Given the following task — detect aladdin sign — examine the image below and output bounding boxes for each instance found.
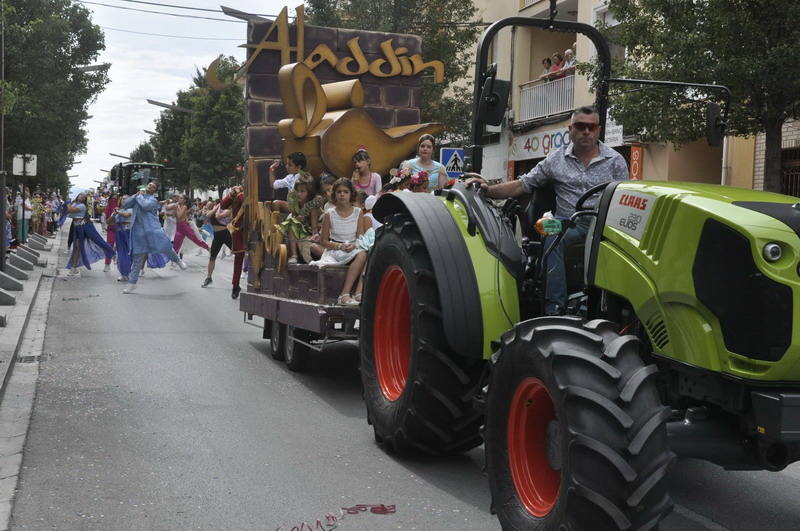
[212,5,445,87]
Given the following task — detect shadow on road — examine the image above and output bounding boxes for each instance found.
[249,340,364,419]
[390,447,493,517]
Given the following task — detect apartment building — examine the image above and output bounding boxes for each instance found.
[469,0,756,189]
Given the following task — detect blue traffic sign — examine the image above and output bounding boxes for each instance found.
[440,148,464,178]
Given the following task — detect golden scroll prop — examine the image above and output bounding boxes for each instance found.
[277,62,444,179]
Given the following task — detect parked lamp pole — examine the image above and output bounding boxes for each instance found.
[146,99,196,197]
[109,153,131,160]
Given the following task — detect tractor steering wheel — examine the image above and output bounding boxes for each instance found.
[575,182,611,212]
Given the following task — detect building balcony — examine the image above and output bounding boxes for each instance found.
[518,74,575,124]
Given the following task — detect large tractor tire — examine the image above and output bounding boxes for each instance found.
[486,317,674,530]
[360,213,485,455]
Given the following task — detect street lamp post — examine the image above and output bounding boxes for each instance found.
[146,99,196,198]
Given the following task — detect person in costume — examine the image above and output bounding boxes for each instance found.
[65,192,115,277]
[122,181,186,294]
[102,193,119,272]
[217,185,246,299]
[170,194,209,254]
[111,195,133,282]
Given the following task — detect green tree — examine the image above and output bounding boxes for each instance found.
[603,0,800,192]
[151,57,244,196]
[129,141,155,163]
[305,0,480,146]
[3,0,108,191]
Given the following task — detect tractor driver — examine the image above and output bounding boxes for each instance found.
[467,105,629,314]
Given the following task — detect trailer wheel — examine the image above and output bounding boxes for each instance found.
[360,213,485,455]
[486,317,674,530]
[269,321,286,361]
[286,326,312,372]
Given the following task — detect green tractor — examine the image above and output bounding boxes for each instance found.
[359,9,800,531]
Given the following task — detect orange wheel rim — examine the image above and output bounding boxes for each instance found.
[374,266,411,401]
[507,377,560,517]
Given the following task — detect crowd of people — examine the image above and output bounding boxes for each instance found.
[538,47,576,82]
[265,134,447,305]
[58,182,247,299]
[35,134,451,306]
[3,188,65,248]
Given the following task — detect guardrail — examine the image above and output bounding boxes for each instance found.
[519,74,575,123]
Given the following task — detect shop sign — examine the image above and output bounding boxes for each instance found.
[511,127,572,161]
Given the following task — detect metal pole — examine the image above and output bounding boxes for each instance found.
[1,0,7,271]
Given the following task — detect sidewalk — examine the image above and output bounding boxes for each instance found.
[0,229,62,400]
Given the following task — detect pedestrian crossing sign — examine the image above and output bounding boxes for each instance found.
[440,148,465,178]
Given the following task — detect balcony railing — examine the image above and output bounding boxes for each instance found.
[519,74,575,123]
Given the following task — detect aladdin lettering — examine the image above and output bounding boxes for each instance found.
[236,5,444,83]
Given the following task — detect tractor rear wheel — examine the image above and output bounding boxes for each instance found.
[486,317,674,530]
[360,213,485,455]
[269,321,286,361]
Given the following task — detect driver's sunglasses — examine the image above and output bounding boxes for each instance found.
[571,122,599,132]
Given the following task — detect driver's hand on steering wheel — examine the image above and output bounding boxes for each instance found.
[464,177,489,193]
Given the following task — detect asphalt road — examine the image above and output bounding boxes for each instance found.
[8,246,800,530]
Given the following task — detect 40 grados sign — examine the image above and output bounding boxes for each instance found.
[511,128,572,161]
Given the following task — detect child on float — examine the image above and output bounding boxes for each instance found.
[351,149,382,196]
[320,173,337,212]
[269,151,308,211]
[278,172,326,264]
[311,178,367,306]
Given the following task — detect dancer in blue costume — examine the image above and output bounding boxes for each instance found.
[65,193,115,277]
[111,195,134,282]
[122,181,185,293]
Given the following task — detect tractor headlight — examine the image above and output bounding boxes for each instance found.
[763,242,782,262]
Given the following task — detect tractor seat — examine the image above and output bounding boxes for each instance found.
[517,184,557,242]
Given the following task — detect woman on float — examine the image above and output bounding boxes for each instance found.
[400,134,447,192]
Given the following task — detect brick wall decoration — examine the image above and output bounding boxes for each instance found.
[243,10,434,195]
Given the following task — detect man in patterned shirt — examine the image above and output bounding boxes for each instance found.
[468,106,629,314]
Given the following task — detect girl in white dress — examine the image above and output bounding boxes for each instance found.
[312,178,367,305]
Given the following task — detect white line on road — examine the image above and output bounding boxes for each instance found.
[673,503,731,531]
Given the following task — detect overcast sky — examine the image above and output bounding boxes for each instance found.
[70,0,291,191]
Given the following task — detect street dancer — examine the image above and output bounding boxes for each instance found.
[171,195,209,255]
[111,195,133,282]
[65,192,115,277]
[220,185,246,299]
[122,181,186,294]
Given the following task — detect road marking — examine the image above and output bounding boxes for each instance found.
[673,503,730,531]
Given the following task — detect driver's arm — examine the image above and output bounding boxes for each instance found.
[485,179,526,199]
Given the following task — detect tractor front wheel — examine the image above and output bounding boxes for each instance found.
[360,214,485,455]
[486,317,674,530]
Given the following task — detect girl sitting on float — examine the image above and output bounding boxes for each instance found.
[311,178,367,306]
[278,172,326,264]
[351,148,382,196]
[401,134,447,192]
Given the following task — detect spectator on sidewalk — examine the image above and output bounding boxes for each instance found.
[14,188,32,244]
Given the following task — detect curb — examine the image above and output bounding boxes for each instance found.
[0,230,63,402]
